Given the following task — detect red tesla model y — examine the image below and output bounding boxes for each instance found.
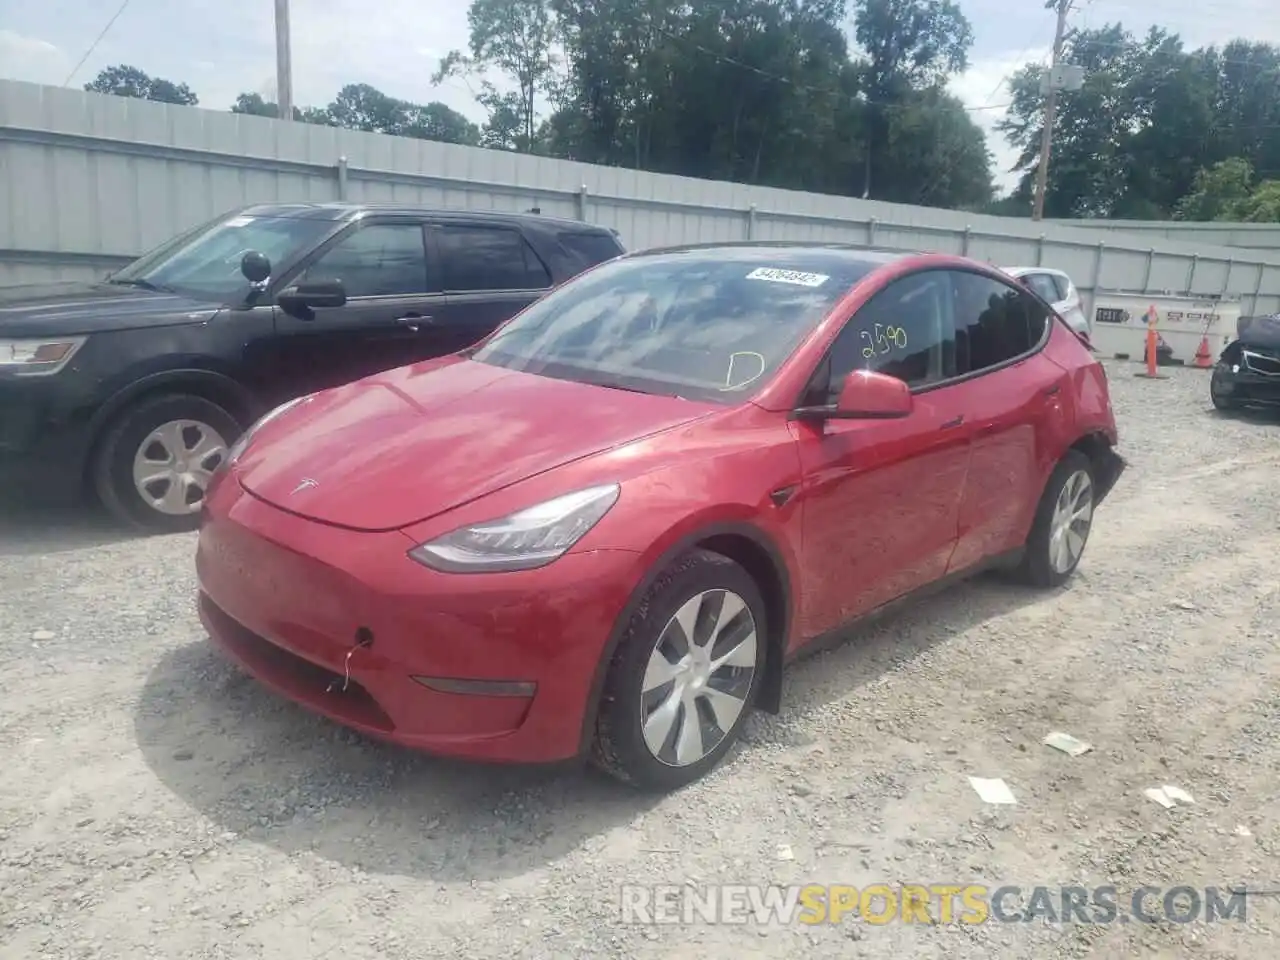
[195,242,1125,791]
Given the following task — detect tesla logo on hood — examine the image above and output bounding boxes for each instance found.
[290,477,319,495]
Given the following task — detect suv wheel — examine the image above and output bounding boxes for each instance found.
[92,393,241,533]
[592,549,766,791]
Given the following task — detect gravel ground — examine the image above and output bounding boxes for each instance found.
[2,359,1279,960]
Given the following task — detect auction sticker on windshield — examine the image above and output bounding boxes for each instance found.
[745,267,829,287]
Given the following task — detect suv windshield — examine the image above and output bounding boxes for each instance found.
[471,250,874,403]
[108,212,334,301]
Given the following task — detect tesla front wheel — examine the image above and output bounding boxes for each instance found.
[1013,450,1095,589]
[93,393,241,534]
[592,549,767,792]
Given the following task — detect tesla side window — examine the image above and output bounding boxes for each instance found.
[300,223,430,298]
[1051,274,1072,301]
[815,270,956,401]
[470,253,876,404]
[438,225,553,291]
[950,271,1050,374]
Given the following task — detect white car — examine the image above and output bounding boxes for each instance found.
[1002,266,1090,338]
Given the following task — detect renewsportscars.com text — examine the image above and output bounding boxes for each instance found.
[619,883,1251,926]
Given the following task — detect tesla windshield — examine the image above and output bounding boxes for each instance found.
[108,213,334,301]
[470,250,876,402]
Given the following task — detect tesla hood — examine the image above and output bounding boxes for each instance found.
[236,357,713,531]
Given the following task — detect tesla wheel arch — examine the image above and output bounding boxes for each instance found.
[592,549,769,791]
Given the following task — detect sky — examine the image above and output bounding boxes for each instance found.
[1,0,1278,196]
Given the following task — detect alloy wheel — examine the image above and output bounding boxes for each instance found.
[1048,468,1093,574]
[640,588,758,767]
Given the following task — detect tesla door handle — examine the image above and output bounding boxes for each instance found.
[941,415,965,429]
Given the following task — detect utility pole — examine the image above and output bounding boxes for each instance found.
[274,0,294,121]
[1032,0,1072,221]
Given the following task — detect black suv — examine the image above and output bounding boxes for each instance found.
[0,203,625,532]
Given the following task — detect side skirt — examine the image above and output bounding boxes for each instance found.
[776,546,1026,676]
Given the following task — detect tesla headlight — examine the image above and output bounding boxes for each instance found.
[408,483,621,573]
[225,394,312,465]
[0,337,86,376]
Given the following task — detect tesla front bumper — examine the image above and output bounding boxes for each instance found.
[195,483,645,763]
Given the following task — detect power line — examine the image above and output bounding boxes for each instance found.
[62,0,133,87]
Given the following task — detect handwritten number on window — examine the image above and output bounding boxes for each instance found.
[859,324,909,359]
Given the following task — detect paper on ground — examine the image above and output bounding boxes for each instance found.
[969,777,1017,805]
[1145,785,1195,808]
[1162,785,1194,804]
[1144,787,1176,809]
[1043,731,1092,756]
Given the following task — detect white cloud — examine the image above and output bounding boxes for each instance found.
[950,46,1049,196]
[0,3,488,122]
[0,29,72,86]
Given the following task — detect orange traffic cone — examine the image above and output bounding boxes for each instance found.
[1193,335,1214,369]
[1134,305,1169,379]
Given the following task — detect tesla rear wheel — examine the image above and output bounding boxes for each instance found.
[592,549,767,791]
[1012,450,1095,589]
[93,393,241,534]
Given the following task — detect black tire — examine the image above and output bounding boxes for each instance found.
[92,393,242,533]
[1210,366,1240,412]
[1010,450,1095,589]
[591,548,768,792]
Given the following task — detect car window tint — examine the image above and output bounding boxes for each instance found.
[557,231,625,266]
[301,223,429,298]
[439,225,552,291]
[1051,274,1071,301]
[951,271,1043,374]
[818,271,954,400]
[1023,272,1060,303]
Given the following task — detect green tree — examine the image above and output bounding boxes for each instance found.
[998,26,1280,219]
[1175,157,1256,221]
[852,0,974,199]
[229,85,480,145]
[1176,159,1280,222]
[230,92,333,124]
[433,0,559,152]
[85,65,198,105]
[322,84,481,144]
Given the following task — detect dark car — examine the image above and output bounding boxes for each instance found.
[0,203,625,532]
[1210,313,1280,411]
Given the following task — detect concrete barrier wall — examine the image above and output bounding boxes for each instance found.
[2,78,1278,318]
[1048,219,1280,255]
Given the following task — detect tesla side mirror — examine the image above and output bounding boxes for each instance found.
[278,279,348,313]
[835,370,913,418]
[240,250,272,284]
[795,370,913,421]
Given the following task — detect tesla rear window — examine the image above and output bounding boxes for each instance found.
[470,251,876,403]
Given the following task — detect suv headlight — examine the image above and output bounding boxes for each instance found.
[225,394,313,466]
[408,483,620,573]
[0,337,86,376]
